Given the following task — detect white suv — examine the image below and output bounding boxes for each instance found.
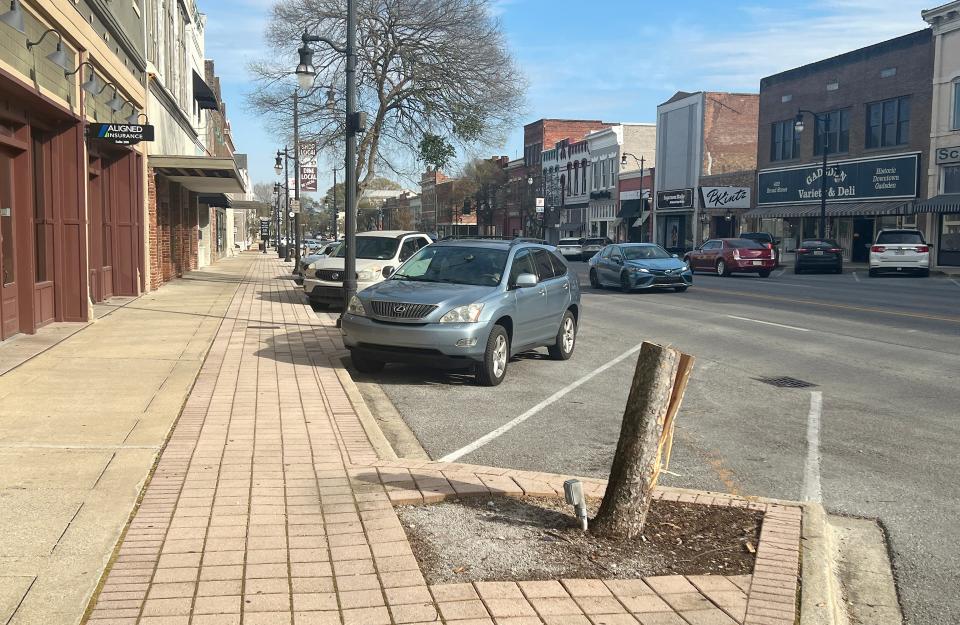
[869,229,931,277]
[304,231,433,308]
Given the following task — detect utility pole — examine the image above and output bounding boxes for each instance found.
[342,0,358,313]
[293,89,301,268]
[332,167,338,239]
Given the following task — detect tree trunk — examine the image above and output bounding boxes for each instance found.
[592,342,681,540]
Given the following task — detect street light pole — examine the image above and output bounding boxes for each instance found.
[332,167,338,240]
[621,153,646,243]
[795,110,829,239]
[293,89,301,269]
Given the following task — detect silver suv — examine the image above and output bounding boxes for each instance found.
[341,239,581,386]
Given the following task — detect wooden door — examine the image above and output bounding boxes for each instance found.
[0,146,17,339]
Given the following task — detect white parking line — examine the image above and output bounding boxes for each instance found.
[775,268,786,277]
[802,391,823,503]
[852,272,860,283]
[439,342,646,462]
[950,278,960,289]
[726,315,811,332]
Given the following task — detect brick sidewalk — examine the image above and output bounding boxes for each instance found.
[84,256,801,625]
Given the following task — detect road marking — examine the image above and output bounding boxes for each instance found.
[803,391,823,503]
[950,278,960,289]
[440,342,646,462]
[852,272,860,283]
[775,269,786,277]
[726,315,810,332]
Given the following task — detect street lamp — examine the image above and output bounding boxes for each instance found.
[622,153,647,243]
[277,148,297,262]
[293,5,361,317]
[794,110,829,239]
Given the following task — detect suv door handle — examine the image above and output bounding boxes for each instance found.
[562,283,569,290]
[538,288,546,296]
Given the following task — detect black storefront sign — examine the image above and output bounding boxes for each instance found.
[656,188,694,210]
[259,219,271,239]
[86,123,155,146]
[758,153,919,205]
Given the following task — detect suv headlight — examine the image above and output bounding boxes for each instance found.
[439,303,484,323]
[346,295,366,317]
[356,268,381,281]
[631,267,650,274]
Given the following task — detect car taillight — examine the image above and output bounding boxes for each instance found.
[828,248,842,253]
[795,247,808,253]
[871,245,885,253]
[916,245,929,253]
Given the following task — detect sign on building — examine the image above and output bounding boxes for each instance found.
[700,186,751,209]
[935,146,960,165]
[86,123,155,146]
[656,188,694,210]
[757,153,919,205]
[259,218,271,239]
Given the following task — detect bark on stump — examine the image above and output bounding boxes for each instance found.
[592,341,681,539]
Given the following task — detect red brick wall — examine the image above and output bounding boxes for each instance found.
[148,177,202,290]
[702,93,760,175]
[147,171,161,290]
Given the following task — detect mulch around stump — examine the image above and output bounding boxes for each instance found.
[398,496,763,585]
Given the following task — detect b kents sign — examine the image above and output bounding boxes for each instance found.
[700,186,751,209]
[656,188,694,210]
[758,153,919,205]
[86,123,155,145]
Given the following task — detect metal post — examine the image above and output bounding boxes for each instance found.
[293,89,301,268]
[820,130,828,239]
[332,168,338,240]
[284,147,292,262]
[342,0,358,312]
[638,156,645,244]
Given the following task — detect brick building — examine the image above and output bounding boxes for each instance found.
[419,169,447,233]
[654,92,759,252]
[746,30,933,263]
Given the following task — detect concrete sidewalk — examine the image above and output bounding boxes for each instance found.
[78,255,801,625]
[0,254,257,625]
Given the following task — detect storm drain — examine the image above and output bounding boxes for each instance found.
[755,376,817,389]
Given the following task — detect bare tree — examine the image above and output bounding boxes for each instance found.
[461,158,506,233]
[248,0,526,196]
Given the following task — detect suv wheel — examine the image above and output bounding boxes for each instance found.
[620,272,632,293]
[548,311,576,360]
[351,351,385,374]
[589,269,600,289]
[476,325,509,386]
[717,260,730,276]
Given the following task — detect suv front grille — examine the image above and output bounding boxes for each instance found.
[369,301,437,320]
[316,269,345,282]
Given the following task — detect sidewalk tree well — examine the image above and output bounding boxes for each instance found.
[248,0,526,196]
[592,342,695,540]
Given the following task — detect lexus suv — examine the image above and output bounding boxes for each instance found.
[341,239,581,386]
[304,231,432,307]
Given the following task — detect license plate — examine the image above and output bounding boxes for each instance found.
[813,250,823,256]
[752,260,761,265]
[895,249,905,255]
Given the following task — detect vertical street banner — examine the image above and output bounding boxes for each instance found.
[299,142,318,192]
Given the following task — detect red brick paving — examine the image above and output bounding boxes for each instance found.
[84,256,801,625]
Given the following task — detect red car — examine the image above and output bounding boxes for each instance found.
[684,238,776,277]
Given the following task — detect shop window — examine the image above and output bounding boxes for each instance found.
[814,109,850,155]
[954,82,960,130]
[866,96,910,148]
[945,165,960,194]
[771,119,800,161]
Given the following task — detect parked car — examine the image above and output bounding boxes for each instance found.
[294,241,341,284]
[341,239,581,386]
[739,232,781,266]
[304,231,433,307]
[558,238,585,261]
[580,237,611,260]
[588,243,692,292]
[794,239,843,274]
[684,238,775,277]
[869,229,931,277]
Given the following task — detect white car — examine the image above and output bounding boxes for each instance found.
[558,238,584,261]
[868,229,931,277]
[304,231,433,308]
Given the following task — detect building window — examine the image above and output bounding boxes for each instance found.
[954,82,960,130]
[593,161,600,190]
[771,119,800,161]
[866,96,910,148]
[945,165,960,194]
[814,109,850,155]
[601,159,608,188]
[582,161,587,193]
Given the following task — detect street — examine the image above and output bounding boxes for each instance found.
[355,264,960,625]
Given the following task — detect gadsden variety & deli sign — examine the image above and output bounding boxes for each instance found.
[757,153,918,205]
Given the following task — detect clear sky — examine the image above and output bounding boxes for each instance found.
[201,0,931,196]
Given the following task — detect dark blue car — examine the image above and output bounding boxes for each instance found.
[588,243,692,292]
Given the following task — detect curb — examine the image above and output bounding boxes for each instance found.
[329,350,400,462]
[800,503,847,625]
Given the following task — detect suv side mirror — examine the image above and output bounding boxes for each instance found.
[671,253,679,258]
[612,256,623,264]
[382,266,395,278]
[515,273,538,288]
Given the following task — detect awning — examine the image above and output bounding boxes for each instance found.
[744,200,910,219]
[632,211,650,228]
[193,71,220,111]
[149,155,245,194]
[618,199,642,220]
[913,194,960,214]
[199,193,232,207]
[229,200,273,211]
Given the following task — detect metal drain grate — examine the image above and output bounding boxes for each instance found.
[755,376,817,389]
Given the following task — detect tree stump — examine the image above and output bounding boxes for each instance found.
[592,342,682,540]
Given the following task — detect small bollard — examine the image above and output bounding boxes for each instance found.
[564,479,588,531]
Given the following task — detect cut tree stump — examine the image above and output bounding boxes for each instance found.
[592,341,694,540]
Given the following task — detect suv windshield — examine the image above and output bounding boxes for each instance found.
[876,231,924,244]
[623,245,671,260]
[392,246,508,286]
[333,237,400,260]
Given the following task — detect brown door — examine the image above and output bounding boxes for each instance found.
[0,146,18,339]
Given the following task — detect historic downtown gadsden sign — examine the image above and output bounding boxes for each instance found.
[757,152,919,205]
[86,123,155,146]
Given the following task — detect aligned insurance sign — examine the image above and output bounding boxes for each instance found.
[757,153,919,205]
[86,123,155,146]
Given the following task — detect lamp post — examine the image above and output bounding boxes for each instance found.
[794,110,830,239]
[621,153,646,243]
[275,149,294,262]
[294,3,361,315]
[525,176,535,238]
[273,182,282,252]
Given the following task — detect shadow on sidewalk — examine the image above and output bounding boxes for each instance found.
[253,330,340,368]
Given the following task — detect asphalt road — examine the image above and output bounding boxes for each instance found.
[354,263,960,625]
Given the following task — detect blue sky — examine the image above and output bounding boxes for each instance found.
[201,0,931,195]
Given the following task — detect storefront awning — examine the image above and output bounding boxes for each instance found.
[633,211,650,228]
[229,200,272,211]
[913,194,960,214]
[744,200,910,219]
[199,194,232,207]
[193,71,220,111]
[149,155,245,194]
[618,199,642,219]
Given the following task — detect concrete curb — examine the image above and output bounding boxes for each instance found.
[329,351,400,462]
[801,503,848,625]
